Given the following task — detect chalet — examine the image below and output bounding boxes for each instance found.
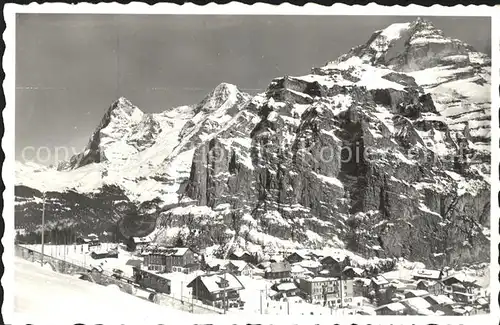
[429,303,463,316]
[132,235,153,250]
[411,269,443,281]
[179,263,200,274]
[187,272,245,309]
[132,267,171,294]
[449,282,482,304]
[87,234,100,246]
[320,256,349,276]
[225,260,254,276]
[404,289,430,299]
[475,297,490,312]
[353,278,371,297]
[416,280,444,295]
[374,302,406,315]
[442,275,482,303]
[270,281,301,300]
[143,247,197,273]
[90,249,118,260]
[206,260,225,272]
[142,251,167,272]
[342,266,366,279]
[257,261,272,270]
[286,252,308,264]
[265,261,292,279]
[306,252,324,261]
[388,279,407,291]
[76,234,100,246]
[401,297,433,315]
[370,275,390,291]
[296,259,322,276]
[290,264,309,279]
[298,277,339,305]
[424,294,455,306]
[229,251,254,264]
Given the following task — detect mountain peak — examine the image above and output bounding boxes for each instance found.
[195,82,250,114]
[214,82,238,93]
[105,96,144,123]
[329,18,479,72]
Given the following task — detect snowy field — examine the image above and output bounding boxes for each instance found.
[13,257,192,324]
[21,243,140,278]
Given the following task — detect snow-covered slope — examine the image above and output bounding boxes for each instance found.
[13,257,191,324]
[15,19,490,267]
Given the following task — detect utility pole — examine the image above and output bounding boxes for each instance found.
[223,271,227,314]
[339,272,344,309]
[260,290,263,314]
[41,193,46,266]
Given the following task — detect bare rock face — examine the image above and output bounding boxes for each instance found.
[16,19,490,267]
[175,19,490,266]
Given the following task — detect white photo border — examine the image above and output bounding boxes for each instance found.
[3,3,498,324]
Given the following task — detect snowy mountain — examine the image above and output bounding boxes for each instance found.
[15,19,490,267]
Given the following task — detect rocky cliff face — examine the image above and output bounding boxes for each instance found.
[15,19,490,266]
[169,19,490,265]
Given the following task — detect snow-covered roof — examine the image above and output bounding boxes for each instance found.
[354,278,372,286]
[276,282,298,292]
[231,250,251,258]
[476,297,488,305]
[389,280,406,289]
[403,297,432,311]
[343,266,365,275]
[376,302,405,312]
[144,247,191,257]
[287,251,309,260]
[266,261,291,273]
[320,255,344,263]
[371,275,389,285]
[297,259,321,268]
[171,247,190,256]
[416,279,437,287]
[427,294,454,305]
[228,260,250,272]
[258,261,271,268]
[443,273,478,285]
[303,276,338,283]
[206,260,225,268]
[133,236,152,244]
[406,289,430,297]
[411,269,441,280]
[291,264,306,274]
[190,273,244,294]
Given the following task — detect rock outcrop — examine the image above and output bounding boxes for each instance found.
[15,19,490,267]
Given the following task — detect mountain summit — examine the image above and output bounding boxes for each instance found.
[333,18,488,72]
[16,20,490,267]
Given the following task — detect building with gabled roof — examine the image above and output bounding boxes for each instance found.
[416,279,444,295]
[228,250,254,264]
[265,261,292,279]
[143,246,197,273]
[187,272,245,308]
[370,275,390,291]
[225,260,255,276]
[374,302,406,315]
[411,268,443,281]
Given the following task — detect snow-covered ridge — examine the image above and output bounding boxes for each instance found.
[15,19,490,267]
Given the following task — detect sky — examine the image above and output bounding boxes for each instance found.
[15,14,491,165]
